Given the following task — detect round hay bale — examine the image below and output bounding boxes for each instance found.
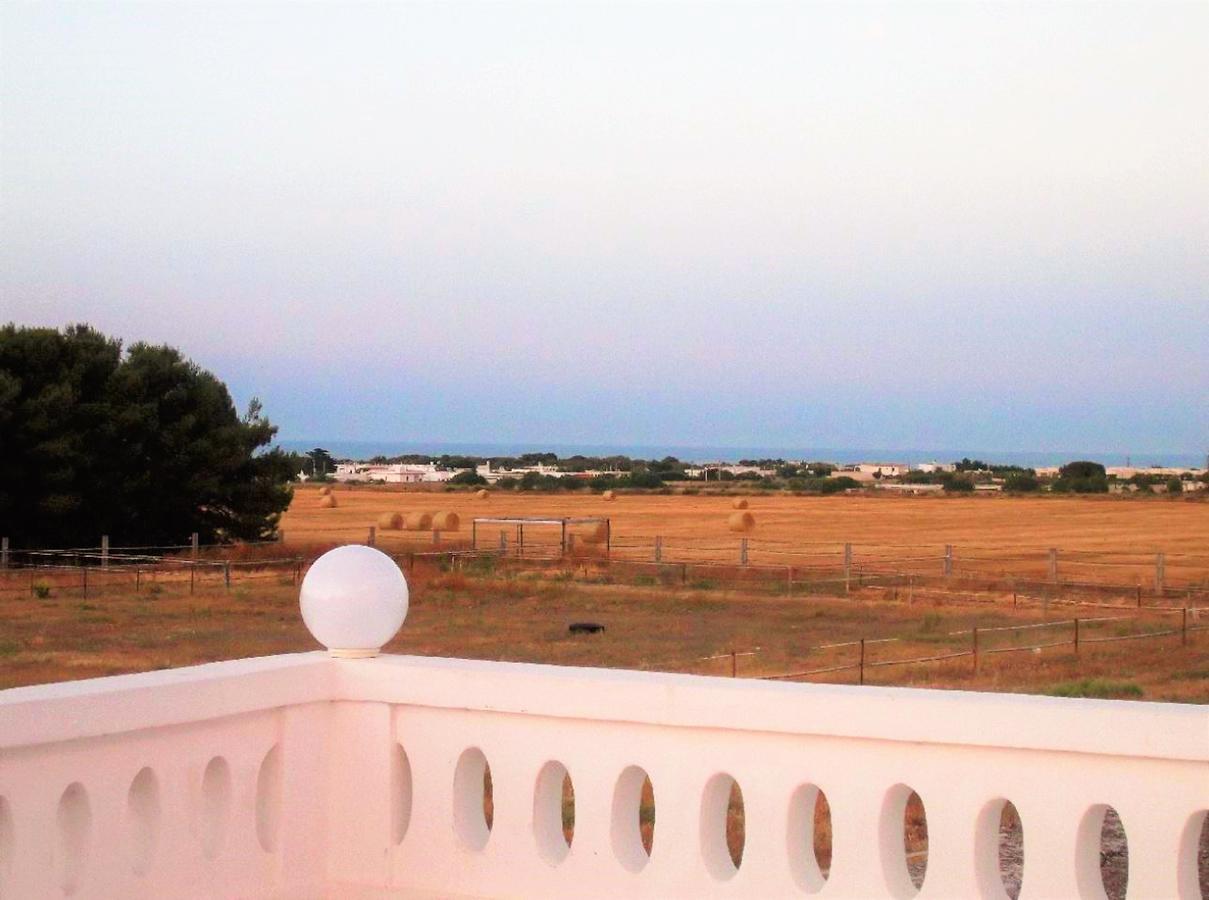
[403,511,433,531]
[727,510,755,532]
[475,488,490,499]
[377,511,403,530]
[574,521,608,544]
[318,485,332,496]
[602,489,616,501]
[731,498,749,510]
[318,494,338,509]
[432,511,460,532]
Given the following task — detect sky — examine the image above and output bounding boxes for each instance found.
[2,1,1206,455]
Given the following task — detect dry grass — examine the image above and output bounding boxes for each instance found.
[2,561,1203,701]
[280,487,1209,585]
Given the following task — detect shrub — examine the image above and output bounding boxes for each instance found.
[1166,477,1182,494]
[1052,460,1109,494]
[32,581,51,599]
[449,470,487,486]
[941,475,975,492]
[1003,473,1040,493]
[1047,679,1143,699]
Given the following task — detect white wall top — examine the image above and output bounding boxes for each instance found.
[299,545,408,657]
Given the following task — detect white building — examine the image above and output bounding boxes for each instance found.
[334,463,461,484]
[912,462,956,474]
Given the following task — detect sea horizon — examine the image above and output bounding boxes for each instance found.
[278,440,1205,469]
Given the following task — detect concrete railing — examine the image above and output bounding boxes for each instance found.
[1,546,1205,898]
[2,653,1206,898]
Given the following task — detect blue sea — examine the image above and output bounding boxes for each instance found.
[278,440,1204,469]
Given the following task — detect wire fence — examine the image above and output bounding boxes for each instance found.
[686,609,1204,685]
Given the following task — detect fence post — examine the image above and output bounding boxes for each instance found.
[681,563,688,586]
[730,649,737,678]
[740,538,748,566]
[1,536,8,569]
[471,520,478,550]
[101,535,109,569]
[1155,553,1165,594]
[136,567,141,593]
[972,627,979,672]
[1073,618,1080,655]
[560,522,567,556]
[367,525,376,547]
[1048,548,1058,584]
[844,543,853,594]
[82,565,88,598]
[858,638,865,686]
[191,532,199,559]
[943,544,953,577]
[654,536,662,563]
[224,561,231,591]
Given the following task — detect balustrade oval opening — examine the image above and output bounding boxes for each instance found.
[392,743,413,845]
[700,773,744,880]
[611,766,655,872]
[56,782,91,896]
[126,767,161,876]
[533,761,574,865]
[200,757,232,860]
[454,748,493,851]
[879,784,928,898]
[787,784,832,892]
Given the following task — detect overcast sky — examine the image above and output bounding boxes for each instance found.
[2,1,1206,454]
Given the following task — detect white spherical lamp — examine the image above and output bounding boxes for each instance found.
[300,545,408,657]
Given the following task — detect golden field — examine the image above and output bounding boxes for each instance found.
[281,486,1209,585]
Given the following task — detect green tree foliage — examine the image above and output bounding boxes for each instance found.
[448,470,487,486]
[0,324,293,547]
[1166,477,1183,495]
[306,447,335,479]
[1052,460,1108,493]
[1002,472,1040,493]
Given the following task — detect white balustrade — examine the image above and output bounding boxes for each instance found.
[0,546,1203,898]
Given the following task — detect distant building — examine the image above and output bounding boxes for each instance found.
[912,461,956,474]
[333,463,458,484]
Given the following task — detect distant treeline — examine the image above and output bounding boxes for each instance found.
[286,451,1205,496]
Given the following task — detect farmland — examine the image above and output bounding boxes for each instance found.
[280,486,1209,586]
[1,488,1204,700]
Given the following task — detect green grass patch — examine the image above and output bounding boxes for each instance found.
[1046,678,1143,700]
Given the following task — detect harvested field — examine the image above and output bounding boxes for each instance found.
[280,487,1209,587]
[1,560,1204,702]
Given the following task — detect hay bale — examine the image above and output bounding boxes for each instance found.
[318,485,332,496]
[727,510,755,532]
[475,488,490,499]
[404,511,433,531]
[574,521,608,544]
[731,498,749,510]
[377,511,403,530]
[318,494,338,509]
[433,511,460,532]
[602,489,616,501]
